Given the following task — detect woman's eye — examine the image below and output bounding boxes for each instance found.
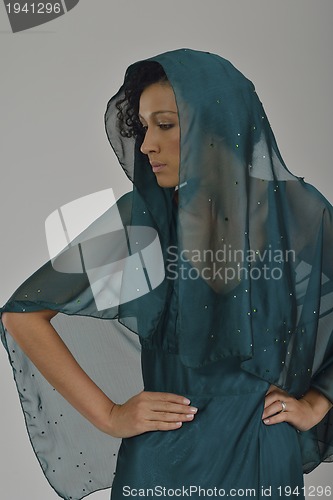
[158,124,174,130]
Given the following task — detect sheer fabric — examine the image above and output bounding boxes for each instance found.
[106,49,333,470]
[1,49,333,499]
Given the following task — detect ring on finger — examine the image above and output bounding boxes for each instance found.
[280,400,287,412]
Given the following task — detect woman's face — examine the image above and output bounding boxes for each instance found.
[139,82,180,188]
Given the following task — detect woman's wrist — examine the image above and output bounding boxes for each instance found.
[90,400,118,434]
[300,388,333,420]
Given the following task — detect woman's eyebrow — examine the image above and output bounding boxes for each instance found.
[139,111,178,119]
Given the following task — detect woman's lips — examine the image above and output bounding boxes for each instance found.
[151,163,166,173]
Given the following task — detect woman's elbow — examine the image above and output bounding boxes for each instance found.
[2,311,18,332]
[2,310,58,333]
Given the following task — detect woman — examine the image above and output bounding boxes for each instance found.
[1,49,333,499]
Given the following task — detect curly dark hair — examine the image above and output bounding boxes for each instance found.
[116,61,169,138]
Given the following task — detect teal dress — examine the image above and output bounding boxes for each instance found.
[111,205,305,499]
[113,351,304,499]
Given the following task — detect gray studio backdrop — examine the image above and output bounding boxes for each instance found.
[0,1,332,499]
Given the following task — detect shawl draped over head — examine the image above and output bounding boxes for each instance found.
[1,49,333,500]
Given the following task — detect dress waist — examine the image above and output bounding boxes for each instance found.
[141,349,269,397]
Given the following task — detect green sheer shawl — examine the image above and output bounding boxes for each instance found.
[1,49,333,499]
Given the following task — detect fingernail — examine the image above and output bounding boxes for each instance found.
[263,419,270,424]
[186,414,194,419]
[188,407,198,413]
[177,422,183,427]
[183,398,191,405]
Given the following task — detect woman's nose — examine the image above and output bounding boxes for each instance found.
[140,129,160,155]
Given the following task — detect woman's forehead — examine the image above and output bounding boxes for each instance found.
[139,83,178,117]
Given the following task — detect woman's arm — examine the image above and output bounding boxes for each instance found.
[2,311,197,437]
[2,310,117,432]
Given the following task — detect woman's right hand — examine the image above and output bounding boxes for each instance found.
[106,391,198,438]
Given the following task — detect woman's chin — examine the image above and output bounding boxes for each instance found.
[155,175,179,189]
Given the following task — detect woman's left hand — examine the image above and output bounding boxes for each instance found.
[262,385,333,432]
